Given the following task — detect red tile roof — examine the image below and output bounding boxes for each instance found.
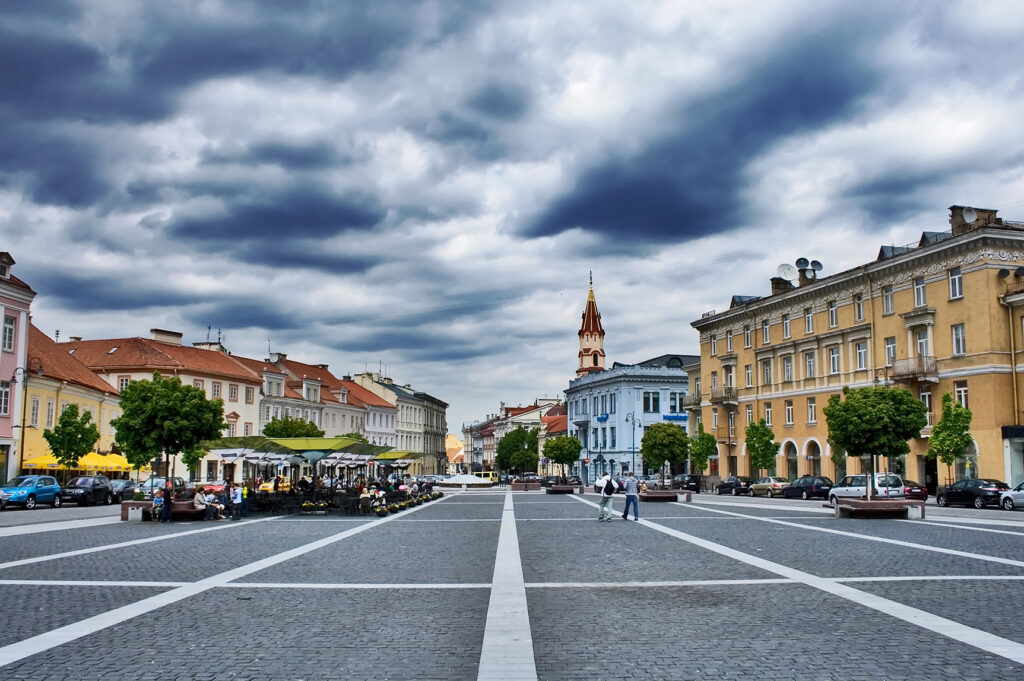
[65,337,261,382]
[29,325,118,396]
[542,413,568,436]
[337,380,395,410]
[579,285,604,336]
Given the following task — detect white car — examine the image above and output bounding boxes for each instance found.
[1000,481,1024,511]
[829,473,905,505]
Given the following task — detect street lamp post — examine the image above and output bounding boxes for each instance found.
[10,361,43,478]
[625,412,643,479]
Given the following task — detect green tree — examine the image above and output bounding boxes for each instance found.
[543,435,582,481]
[689,423,717,476]
[824,386,927,498]
[641,422,689,487]
[926,392,974,486]
[339,432,368,443]
[43,404,100,477]
[745,419,780,476]
[495,427,538,473]
[112,372,227,479]
[263,414,325,438]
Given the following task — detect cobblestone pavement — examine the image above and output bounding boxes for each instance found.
[0,490,1022,680]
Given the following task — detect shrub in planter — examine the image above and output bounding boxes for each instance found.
[388,504,400,513]
[375,507,389,517]
[415,497,423,505]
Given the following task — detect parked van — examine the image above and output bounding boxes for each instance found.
[477,471,498,483]
[829,473,904,505]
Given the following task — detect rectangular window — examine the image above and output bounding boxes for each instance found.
[244,422,253,436]
[914,276,927,307]
[762,360,772,385]
[600,395,607,413]
[949,267,963,299]
[784,400,793,425]
[805,307,814,334]
[710,335,717,355]
[2,316,14,352]
[805,352,816,378]
[46,399,55,427]
[643,391,660,413]
[592,428,598,448]
[764,402,772,426]
[917,330,930,357]
[118,375,130,391]
[885,337,896,366]
[669,392,684,413]
[745,364,752,387]
[610,427,616,448]
[745,404,753,425]
[212,382,221,398]
[856,341,867,370]
[601,428,607,448]
[609,393,616,413]
[762,319,770,344]
[829,347,840,374]
[726,331,733,351]
[920,388,932,427]
[193,379,204,390]
[228,384,238,401]
[883,286,894,315]
[712,409,719,429]
[854,294,864,321]
[782,314,791,338]
[783,356,793,382]
[807,397,816,423]
[711,371,718,388]
[952,324,966,356]
[30,396,40,427]
[245,387,255,404]
[0,381,8,415]
[744,325,752,348]
[954,380,968,409]
[828,301,838,327]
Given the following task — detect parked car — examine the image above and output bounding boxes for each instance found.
[257,477,292,493]
[937,478,1010,508]
[567,476,582,486]
[782,476,834,500]
[0,475,63,509]
[714,476,755,496]
[60,475,115,506]
[750,476,789,498]
[138,476,188,499]
[671,474,703,492]
[901,479,928,501]
[541,476,560,487]
[1000,481,1024,511]
[110,479,137,502]
[828,473,905,505]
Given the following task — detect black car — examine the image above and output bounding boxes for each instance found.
[936,478,1010,509]
[714,476,756,496]
[138,476,188,500]
[110,479,137,502]
[671,474,703,493]
[60,475,115,505]
[567,476,582,486]
[540,476,560,487]
[782,476,834,500]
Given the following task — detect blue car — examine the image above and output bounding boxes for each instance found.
[0,475,63,510]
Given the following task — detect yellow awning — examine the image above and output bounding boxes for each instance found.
[78,452,110,470]
[23,453,61,469]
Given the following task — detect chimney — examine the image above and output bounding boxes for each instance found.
[343,375,352,381]
[150,329,183,345]
[317,364,329,370]
[950,205,999,236]
[69,336,83,343]
[193,341,228,354]
[770,277,795,296]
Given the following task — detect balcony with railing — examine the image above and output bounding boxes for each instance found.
[715,424,737,442]
[681,393,702,408]
[892,356,937,380]
[710,386,738,404]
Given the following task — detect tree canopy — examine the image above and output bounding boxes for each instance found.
[926,392,973,485]
[745,419,780,475]
[543,435,582,479]
[495,426,539,472]
[43,404,100,472]
[641,422,689,485]
[112,372,227,473]
[263,414,325,438]
[339,432,368,443]
[689,423,717,474]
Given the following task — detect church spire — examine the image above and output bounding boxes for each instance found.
[577,274,606,377]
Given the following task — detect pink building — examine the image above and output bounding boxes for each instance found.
[0,253,37,483]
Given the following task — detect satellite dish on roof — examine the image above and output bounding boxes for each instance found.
[810,260,823,272]
[777,263,798,280]
[962,207,977,223]
[795,257,809,269]
[1016,266,1024,277]
[999,269,1011,278]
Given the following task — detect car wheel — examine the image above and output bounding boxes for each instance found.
[801,491,810,500]
[973,496,986,509]
[936,494,948,507]
[731,487,738,496]
[767,490,774,498]
[1002,497,1015,511]
[714,487,721,495]
[52,496,62,509]
[105,493,113,505]
[25,495,36,510]
[829,495,838,506]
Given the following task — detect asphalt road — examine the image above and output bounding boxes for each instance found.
[0,491,1021,680]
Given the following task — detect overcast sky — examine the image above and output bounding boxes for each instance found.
[4,1,1024,434]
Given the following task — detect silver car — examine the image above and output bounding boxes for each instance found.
[829,473,905,505]
[1000,481,1024,511]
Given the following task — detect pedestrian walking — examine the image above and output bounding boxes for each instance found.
[161,480,173,523]
[596,472,617,521]
[231,484,243,521]
[621,471,640,521]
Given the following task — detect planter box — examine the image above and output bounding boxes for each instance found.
[640,491,683,502]
[120,500,152,521]
[510,482,541,491]
[834,499,925,519]
[545,485,575,494]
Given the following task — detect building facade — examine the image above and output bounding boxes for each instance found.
[690,205,1024,491]
[0,253,36,482]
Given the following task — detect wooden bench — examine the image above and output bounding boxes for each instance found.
[141,499,207,521]
[834,499,925,519]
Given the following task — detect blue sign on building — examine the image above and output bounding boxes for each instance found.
[662,413,688,421]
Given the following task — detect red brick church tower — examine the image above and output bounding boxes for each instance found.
[576,273,606,378]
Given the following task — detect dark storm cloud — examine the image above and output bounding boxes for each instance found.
[847,170,949,224]
[201,141,354,170]
[466,81,531,121]
[332,328,494,363]
[527,29,880,243]
[35,271,200,312]
[169,187,386,240]
[183,299,304,332]
[231,240,381,274]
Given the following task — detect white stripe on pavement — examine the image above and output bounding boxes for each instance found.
[0,516,122,537]
[477,490,537,681]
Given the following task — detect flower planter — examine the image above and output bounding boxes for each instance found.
[545,485,576,494]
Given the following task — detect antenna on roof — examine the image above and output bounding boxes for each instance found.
[55,330,60,343]
[206,325,211,342]
[217,328,223,344]
[267,338,271,355]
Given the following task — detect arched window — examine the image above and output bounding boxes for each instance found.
[592,352,599,366]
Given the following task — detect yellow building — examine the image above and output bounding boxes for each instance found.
[16,325,120,474]
[690,206,1024,492]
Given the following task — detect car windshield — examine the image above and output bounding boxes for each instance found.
[7,477,36,487]
[67,477,94,486]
